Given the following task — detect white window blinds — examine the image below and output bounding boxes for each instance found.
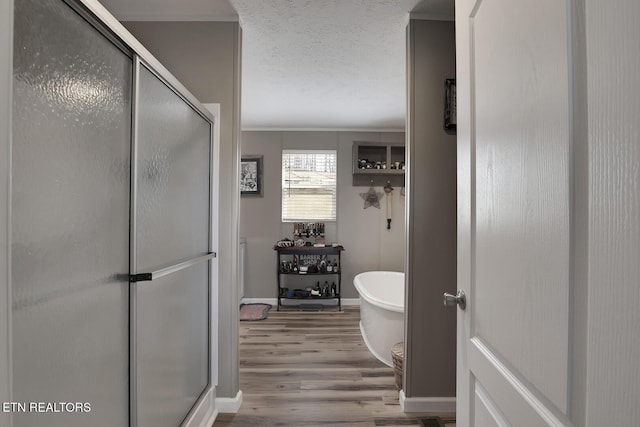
[282,150,337,222]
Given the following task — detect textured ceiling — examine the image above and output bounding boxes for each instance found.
[98,0,455,130]
[233,0,418,130]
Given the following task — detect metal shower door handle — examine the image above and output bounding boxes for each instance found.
[130,252,216,282]
[443,290,466,310]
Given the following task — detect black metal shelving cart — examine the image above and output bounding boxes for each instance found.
[274,245,344,311]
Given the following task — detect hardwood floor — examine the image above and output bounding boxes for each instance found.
[213,306,455,427]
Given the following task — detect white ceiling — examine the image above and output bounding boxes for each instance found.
[99,0,455,131]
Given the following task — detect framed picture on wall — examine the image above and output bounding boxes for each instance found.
[444,78,457,132]
[240,156,263,196]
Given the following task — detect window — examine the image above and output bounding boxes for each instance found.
[282,150,337,222]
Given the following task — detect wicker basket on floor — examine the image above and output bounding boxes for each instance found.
[391,341,404,391]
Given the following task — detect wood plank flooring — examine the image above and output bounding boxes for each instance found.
[213,307,455,427]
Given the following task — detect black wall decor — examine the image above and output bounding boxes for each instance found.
[240,155,263,196]
[444,78,457,132]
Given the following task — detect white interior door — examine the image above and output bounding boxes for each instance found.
[455,0,574,425]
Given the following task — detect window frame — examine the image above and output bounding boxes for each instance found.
[281,149,337,223]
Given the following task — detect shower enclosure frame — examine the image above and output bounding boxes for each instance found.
[3,0,221,425]
[129,54,218,427]
[0,0,11,424]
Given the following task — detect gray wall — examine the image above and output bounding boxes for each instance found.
[405,20,457,398]
[240,131,406,300]
[123,21,242,398]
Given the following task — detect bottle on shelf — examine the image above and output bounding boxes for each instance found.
[326,260,333,273]
[331,282,337,297]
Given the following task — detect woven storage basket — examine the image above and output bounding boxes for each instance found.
[391,341,404,391]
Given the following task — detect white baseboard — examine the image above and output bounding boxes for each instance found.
[203,410,218,427]
[216,390,243,413]
[241,297,360,306]
[241,298,277,305]
[399,390,456,413]
[183,387,217,427]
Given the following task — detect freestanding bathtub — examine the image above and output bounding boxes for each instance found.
[353,271,404,367]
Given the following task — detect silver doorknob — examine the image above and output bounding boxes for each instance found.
[443,290,466,310]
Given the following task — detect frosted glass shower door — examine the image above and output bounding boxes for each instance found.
[132,63,213,427]
[12,0,132,426]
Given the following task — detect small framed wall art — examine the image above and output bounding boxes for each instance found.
[240,155,263,196]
